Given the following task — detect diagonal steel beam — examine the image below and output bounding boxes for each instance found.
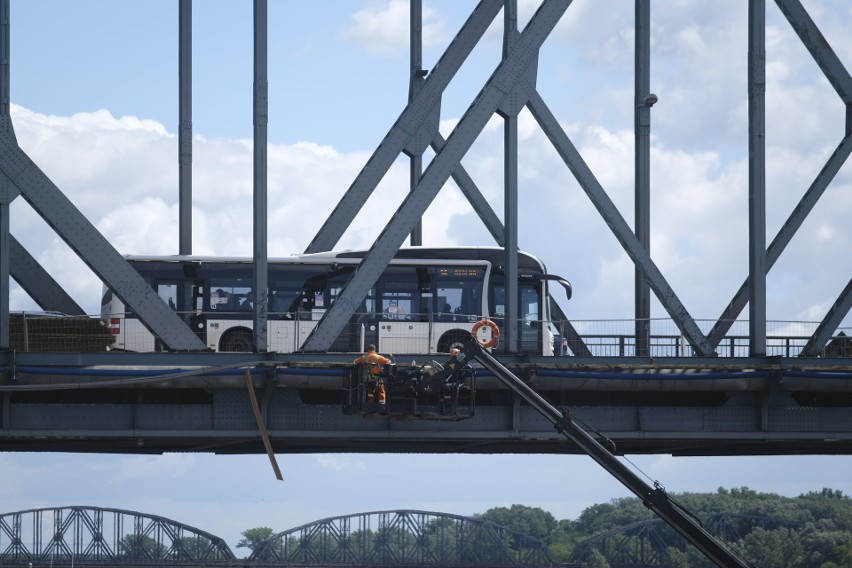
[775,0,852,104]
[301,0,573,351]
[526,90,715,356]
[304,0,503,254]
[9,236,85,315]
[0,138,206,351]
[799,278,852,357]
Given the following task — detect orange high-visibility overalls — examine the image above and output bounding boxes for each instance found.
[356,351,389,404]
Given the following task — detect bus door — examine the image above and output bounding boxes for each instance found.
[432,266,485,353]
[519,279,542,353]
[153,281,197,352]
[186,282,206,345]
[490,276,543,354]
[295,290,322,350]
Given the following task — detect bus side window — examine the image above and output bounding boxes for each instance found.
[157,283,178,311]
[270,291,292,316]
[439,303,454,322]
[211,289,228,310]
[383,299,406,320]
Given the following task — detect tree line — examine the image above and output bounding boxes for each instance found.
[237,487,852,567]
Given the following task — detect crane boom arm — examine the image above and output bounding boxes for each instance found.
[442,336,750,568]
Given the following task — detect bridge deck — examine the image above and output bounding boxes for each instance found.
[2,351,851,456]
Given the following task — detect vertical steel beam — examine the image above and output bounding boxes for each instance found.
[634,0,651,357]
[178,0,192,255]
[253,0,268,352]
[408,0,423,246]
[0,0,12,349]
[0,0,7,120]
[0,200,8,348]
[502,0,519,352]
[503,120,519,351]
[301,0,572,351]
[748,0,767,356]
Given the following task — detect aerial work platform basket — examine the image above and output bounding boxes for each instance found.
[344,358,475,420]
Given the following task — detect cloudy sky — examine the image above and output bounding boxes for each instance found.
[4,0,852,555]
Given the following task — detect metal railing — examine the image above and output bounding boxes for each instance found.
[559,334,819,358]
[7,312,852,357]
[552,318,851,358]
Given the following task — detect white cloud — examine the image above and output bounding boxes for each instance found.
[341,0,448,57]
[316,454,367,472]
[91,454,198,483]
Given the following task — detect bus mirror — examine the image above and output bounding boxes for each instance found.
[539,274,572,300]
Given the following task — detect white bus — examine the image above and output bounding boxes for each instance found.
[100,247,571,355]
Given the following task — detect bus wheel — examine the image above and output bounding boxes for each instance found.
[220,328,253,352]
[438,330,471,353]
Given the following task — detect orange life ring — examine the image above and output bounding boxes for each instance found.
[471,319,500,348]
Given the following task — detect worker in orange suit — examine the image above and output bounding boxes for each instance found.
[354,344,391,406]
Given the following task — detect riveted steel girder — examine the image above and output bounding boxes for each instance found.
[9,237,84,315]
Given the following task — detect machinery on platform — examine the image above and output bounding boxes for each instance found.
[345,345,475,420]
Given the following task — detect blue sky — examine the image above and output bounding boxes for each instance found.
[4,0,852,555]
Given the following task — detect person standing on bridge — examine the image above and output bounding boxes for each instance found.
[354,344,391,407]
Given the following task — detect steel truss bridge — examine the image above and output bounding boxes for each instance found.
[2,6,850,566]
[0,505,800,568]
[0,1,851,457]
[0,506,556,568]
